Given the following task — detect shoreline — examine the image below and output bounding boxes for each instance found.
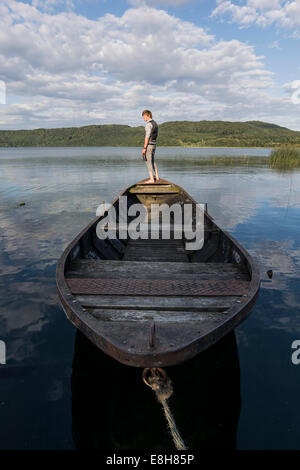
[0,145,275,149]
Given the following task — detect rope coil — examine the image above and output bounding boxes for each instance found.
[142,368,187,450]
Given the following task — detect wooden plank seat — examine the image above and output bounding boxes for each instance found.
[129,184,180,194]
[67,260,250,280]
[67,277,249,296]
[73,294,239,311]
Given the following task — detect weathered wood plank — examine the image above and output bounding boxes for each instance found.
[126,244,186,250]
[126,242,185,248]
[67,269,249,281]
[67,260,249,280]
[123,238,189,261]
[87,307,227,323]
[123,249,187,257]
[122,253,189,261]
[67,278,249,296]
[69,260,246,272]
[82,318,213,354]
[75,294,238,311]
[128,238,185,242]
[129,185,180,194]
[124,245,186,252]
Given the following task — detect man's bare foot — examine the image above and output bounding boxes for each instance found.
[145,178,155,184]
[155,176,160,182]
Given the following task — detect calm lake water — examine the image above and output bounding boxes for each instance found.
[0,146,300,450]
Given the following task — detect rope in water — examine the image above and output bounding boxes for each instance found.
[142,367,187,450]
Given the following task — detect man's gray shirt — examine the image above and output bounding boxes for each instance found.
[145,119,154,139]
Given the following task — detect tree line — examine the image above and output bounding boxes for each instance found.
[0,120,300,147]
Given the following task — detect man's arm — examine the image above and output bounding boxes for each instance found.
[142,122,151,156]
[142,136,149,155]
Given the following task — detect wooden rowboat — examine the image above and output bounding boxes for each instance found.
[56,178,260,367]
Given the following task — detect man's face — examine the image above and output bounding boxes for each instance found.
[143,114,151,122]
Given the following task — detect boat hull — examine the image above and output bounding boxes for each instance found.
[56,178,260,367]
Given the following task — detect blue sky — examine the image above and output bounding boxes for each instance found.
[0,0,300,130]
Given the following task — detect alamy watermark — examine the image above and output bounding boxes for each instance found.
[96,196,205,250]
[0,80,6,104]
[291,340,300,365]
[0,340,6,365]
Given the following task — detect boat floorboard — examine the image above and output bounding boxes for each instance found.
[67,260,249,280]
[67,278,249,296]
[122,236,189,262]
[87,307,227,323]
[74,294,240,311]
[80,317,225,354]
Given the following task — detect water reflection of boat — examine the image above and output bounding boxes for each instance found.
[71,330,241,450]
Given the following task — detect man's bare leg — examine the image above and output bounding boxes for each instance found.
[154,162,159,181]
[144,148,155,183]
[144,146,156,183]
[145,169,155,183]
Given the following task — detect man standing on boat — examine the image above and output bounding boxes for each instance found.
[142,110,160,183]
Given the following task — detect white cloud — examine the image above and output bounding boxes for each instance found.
[247,0,281,9]
[128,0,194,6]
[212,0,300,31]
[0,1,299,129]
[284,80,300,105]
[212,1,258,26]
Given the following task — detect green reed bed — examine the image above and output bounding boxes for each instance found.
[198,155,268,166]
[269,145,300,169]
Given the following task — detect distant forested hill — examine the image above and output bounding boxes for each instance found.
[0,120,300,147]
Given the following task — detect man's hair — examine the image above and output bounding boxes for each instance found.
[142,110,152,118]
